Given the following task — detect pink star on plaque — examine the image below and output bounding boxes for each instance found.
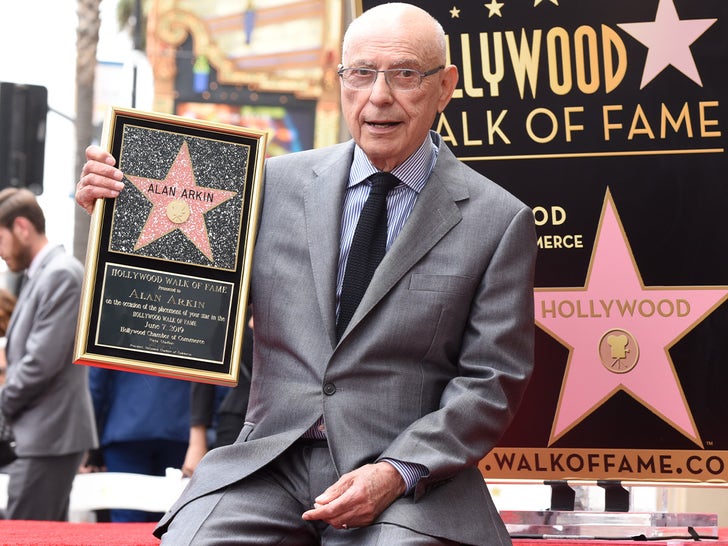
[125,141,237,262]
[535,189,728,447]
[618,0,716,89]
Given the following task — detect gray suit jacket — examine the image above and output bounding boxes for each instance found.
[157,136,536,544]
[1,245,97,457]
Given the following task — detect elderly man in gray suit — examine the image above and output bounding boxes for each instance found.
[77,3,536,544]
[0,188,97,520]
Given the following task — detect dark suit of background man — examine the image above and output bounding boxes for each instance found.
[0,188,97,521]
[76,2,537,544]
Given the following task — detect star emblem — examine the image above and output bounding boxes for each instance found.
[534,0,558,6]
[535,189,728,447]
[125,141,237,262]
[618,0,716,89]
[484,0,504,18]
[450,6,460,18]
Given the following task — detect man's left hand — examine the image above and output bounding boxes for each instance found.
[301,461,406,529]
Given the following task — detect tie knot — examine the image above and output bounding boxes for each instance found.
[368,172,399,195]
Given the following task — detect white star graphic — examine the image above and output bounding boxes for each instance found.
[484,0,504,18]
[534,0,558,6]
[618,0,716,88]
[450,6,460,18]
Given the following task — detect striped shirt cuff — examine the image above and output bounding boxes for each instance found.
[380,458,428,496]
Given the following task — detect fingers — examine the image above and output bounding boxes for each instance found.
[312,475,350,507]
[76,146,125,214]
[301,463,403,529]
[85,144,116,165]
[302,499,356,531]
[75,175,119,214]
[301,477,355,527]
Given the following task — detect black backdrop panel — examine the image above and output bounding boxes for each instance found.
[359,0,728,483]
[0,82,47,194]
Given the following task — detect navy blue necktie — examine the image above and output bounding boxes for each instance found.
[337,172,398,340]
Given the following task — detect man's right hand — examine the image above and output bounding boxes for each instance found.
[76,145,126,214]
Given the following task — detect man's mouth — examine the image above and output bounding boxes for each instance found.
[366,121,400,128]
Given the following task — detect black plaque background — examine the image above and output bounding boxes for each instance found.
[108,125,248,270]
[359,0,728,481]
[96,264,233,364]
[76,108,264,385]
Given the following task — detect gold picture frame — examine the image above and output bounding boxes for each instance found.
[74,106,267,386]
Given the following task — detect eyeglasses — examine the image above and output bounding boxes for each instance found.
[337,65,445,91]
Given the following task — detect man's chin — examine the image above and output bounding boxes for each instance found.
[359,139,407,167]
[364,153,406,171]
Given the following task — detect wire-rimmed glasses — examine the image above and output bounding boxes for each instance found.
[337,65,445,91]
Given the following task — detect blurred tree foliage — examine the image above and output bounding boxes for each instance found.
[116,0,150,50]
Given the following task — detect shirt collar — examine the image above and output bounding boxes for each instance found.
[349,130,440,193]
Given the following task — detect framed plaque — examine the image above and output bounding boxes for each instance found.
[74,106,267,386]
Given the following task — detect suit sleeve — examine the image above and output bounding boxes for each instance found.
[1,266,82,419]
[380,205,537,497]
[88,366,113,440]
[190,382,218,428]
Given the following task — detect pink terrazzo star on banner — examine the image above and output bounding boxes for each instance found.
[535,189,728,447]
[618,0,716,89]
[125,141,237,261]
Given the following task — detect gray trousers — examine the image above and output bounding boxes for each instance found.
[2,451,84,521]
[159,442,459,545]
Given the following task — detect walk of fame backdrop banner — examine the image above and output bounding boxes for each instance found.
[358,0,728,483]
[74,107,267,386]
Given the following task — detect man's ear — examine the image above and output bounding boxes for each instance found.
[437,64,459,113]
[11,216,32,241]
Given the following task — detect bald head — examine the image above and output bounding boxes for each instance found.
[343,3,447,66]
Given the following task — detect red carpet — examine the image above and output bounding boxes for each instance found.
[512,533,728,546]
[0,521,158,546]
[0,520,726,545]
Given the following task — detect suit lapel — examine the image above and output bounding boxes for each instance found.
[6,246,61,348]
[303,142,356,346]
[341,145,469,340]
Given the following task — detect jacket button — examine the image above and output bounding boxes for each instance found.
[323,383,336,396]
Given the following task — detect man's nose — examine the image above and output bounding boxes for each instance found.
[368,72,394,102]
